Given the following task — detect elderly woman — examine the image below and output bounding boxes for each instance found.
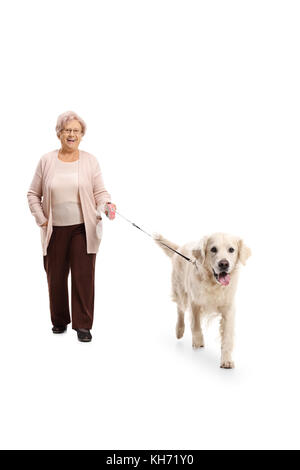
[27,111,116,342]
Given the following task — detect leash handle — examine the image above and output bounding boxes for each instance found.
[105,203,116,219]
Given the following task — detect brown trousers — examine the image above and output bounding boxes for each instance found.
[43,223,96,330]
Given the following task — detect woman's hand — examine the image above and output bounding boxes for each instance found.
[104,203,116,220]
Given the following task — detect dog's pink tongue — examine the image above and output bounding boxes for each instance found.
[220,274,230,286]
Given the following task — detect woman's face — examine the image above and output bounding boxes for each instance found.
[59,119,83,152]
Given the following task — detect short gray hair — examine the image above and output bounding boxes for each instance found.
[55,110,87,137]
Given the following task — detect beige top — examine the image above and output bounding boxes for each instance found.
[51,157,84,226]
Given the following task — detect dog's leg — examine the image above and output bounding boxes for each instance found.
[191,303,204,348]
[176,306,185,339]
[219,307,235,369]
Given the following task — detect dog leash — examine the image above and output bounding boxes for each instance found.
[115,210,196,266]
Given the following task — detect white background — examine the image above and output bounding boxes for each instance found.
[0,0,299,450]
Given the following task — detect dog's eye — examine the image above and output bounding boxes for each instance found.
[210,246,217,253]
[229,247,235,253]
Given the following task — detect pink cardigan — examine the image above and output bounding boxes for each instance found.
[27,149,111,256]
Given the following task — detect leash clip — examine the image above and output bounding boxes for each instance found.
[191,258,199,271]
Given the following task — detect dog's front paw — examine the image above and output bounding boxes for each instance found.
[220,360,235,369]
[176,324,185,339]
[192,334,204,349]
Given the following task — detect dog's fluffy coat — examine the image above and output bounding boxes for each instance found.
[155,232,251,368]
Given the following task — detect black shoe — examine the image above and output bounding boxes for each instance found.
[76,329,92,342]
[52,325,67,334]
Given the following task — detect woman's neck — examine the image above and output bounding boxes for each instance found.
[58,148,79,161]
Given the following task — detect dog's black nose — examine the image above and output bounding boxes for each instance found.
[218,259,229,271]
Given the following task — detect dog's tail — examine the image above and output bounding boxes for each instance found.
[153,233,179,258]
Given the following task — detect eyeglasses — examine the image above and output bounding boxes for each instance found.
[63,128,82,135]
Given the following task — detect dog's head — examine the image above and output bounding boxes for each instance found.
[192,233,251,286]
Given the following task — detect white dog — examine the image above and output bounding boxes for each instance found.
[154,232,251,369]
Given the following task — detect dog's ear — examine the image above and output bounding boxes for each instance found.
[192,236,208,264]
[238,239,251,265]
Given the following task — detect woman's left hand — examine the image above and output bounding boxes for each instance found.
[104,202,116,220]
